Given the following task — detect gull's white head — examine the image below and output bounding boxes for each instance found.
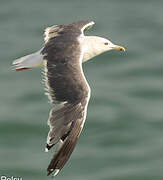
[82,36,125,62]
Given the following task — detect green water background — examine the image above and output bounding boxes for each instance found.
[1,0,163,179]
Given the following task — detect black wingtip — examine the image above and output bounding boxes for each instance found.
[47,168,60,176]
[47,169,53,176]
[47,168,53,176]
[47,120,82,176]
[46,144,54,151]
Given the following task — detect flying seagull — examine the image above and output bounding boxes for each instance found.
[12,20,125,176]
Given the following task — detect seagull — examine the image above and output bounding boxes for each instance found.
[12,20,125,176]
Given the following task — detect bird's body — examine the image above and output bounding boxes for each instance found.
[12,20,125,176]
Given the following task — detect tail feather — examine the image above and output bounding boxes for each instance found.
[47,119,82,176]
[12,48,44,71]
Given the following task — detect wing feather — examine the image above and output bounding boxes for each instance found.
[47,116,86,176]
[42,21,93,176]
[44,20,95,43]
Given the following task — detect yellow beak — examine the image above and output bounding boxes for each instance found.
[112,45,126,52]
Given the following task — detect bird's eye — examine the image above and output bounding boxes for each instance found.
[104,42,108,45]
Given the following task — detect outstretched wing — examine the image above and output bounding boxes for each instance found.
[44,20,95,44]
[41,21,93,176]
[46,98,89,176]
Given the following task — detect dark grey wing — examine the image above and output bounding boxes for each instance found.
[41,22,91,176]
[44,20,95,44]
[47,100,89,176]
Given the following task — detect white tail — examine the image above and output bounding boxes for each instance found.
[12,48,44,71]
